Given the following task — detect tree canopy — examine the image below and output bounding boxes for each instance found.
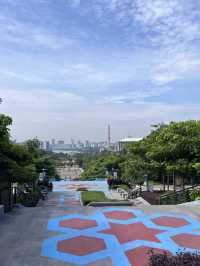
[0,114,57,183]
[80,121,200,186]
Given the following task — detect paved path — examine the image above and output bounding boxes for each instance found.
[104,189,124,201]
[1,181,200,266]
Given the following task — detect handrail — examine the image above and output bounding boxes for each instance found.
[159,184,200,205]
[117,187,142,200]
[128,187,142,199]
[160,184,200,199]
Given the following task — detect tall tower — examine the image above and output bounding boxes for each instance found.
[52,138,55,146]
[108,124,111,148]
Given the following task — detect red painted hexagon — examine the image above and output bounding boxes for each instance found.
[152,216,189,228]
[59,218,97,229]
[57,236,106,256]
[104,210,135,220]
[126,246,171,266]
[172,233,200,249]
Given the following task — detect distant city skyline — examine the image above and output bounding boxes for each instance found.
[1,1,200,141]
[15,125,140,144]
[39,136,120,153]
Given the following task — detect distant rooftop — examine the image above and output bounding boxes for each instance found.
[119,137,142,143]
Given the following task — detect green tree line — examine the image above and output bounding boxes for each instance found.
[0,114,57,184]
[79,121,200,186]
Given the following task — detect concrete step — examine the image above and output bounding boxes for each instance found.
[131,197,151,206]
[88,201,133,207]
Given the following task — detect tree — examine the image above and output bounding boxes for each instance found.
[120,158,146,185]
[0,116,39,183]
[0,114,12,140]
[34,156,56,179]
[25,138,40,157]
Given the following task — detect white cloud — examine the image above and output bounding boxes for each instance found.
[103,87,172,103]
[67,0,81,8]
[132,0,200,85]
[62,62,138,87]
[68,0,200,88]
[0,87,198,141]
[0,70,48,84]
[0,0,200,142]
[152,48,200,85]
[0,14,76,50]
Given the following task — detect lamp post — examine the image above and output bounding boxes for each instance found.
[144,174,149,192]
[42,168,47,181]
[113,170,118,179]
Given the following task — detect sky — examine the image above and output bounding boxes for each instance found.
[0,0,200,142]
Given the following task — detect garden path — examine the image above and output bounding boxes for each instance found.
[1,181,200,266]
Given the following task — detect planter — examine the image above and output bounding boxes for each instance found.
[21,191,40,207]
[22,197,39,207]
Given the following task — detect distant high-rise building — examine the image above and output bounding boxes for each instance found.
[58,140,65,145]
[52,138,55,146]
[85,140,90,148]
[45,141,50,151]
[108,124,111,148]
[40,141,44,150]
[77,140,84,148]
[71,138,75,148]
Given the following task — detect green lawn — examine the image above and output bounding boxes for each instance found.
[81,191,114,205]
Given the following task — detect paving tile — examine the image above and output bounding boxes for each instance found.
[152,216,189,228]
[172,233,200,249]
[104,210,135,220]
[57,236,106,256]
[59,218,97,229]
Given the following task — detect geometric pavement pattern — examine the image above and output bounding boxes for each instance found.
[41,202,200,266]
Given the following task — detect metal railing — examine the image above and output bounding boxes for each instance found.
[128,187,142,199]
[159,184,200,205]
[118,187,142,200]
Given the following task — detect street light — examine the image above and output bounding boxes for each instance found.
[144,174,149,191]
[113,170,118,179]
[42,168,47,180]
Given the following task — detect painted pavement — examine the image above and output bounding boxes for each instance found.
[52,180,109,193]
[41,182,200,266]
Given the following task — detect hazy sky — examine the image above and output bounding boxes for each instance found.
[0,0,200,142]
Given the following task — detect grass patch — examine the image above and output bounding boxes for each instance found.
[81,191,114,205]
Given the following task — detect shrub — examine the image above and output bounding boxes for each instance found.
[107,178,130,190]
[189,189,200,201]
[20,189,40,207]
[148,250,200,266]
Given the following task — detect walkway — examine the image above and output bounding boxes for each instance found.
[1,181,200,266]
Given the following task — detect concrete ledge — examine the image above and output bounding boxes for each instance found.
[179,200,200,206]
[130,197,151,206]
[87,201,133,207]
[0,205,4,217]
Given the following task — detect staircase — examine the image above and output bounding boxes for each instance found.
[159,185,200,205]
